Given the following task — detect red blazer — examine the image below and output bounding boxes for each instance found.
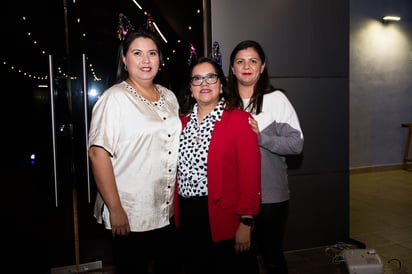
[174,108,261,242]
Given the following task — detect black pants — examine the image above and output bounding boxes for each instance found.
[178,195,259,274]
[254,201,289,274]
[110,219,181,274]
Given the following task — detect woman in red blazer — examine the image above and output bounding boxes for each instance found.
[174,57,261,274]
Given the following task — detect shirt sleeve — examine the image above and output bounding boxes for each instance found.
[256,91,304,155]
[88,87,123,156]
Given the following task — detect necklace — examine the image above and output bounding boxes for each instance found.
[125,82,165,107]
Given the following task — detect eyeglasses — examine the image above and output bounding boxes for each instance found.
[190,73,219,86]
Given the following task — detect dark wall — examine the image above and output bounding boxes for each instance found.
[210,0,349,250]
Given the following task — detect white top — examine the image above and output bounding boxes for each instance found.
[88,81,181,231]
[243,90,303,203]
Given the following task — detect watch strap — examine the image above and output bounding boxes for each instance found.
[240,216,254,226]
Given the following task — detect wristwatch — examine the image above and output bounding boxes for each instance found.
[240,216,254,227]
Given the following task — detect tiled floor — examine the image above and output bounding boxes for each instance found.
[349,168,412,274]
[281,168,412,274]
[88,169,412,274]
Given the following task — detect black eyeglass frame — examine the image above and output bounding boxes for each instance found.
[190,73,219,86]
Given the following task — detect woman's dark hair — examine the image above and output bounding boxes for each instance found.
[115,29,164,84]
[178,57,234,116]
[227,40,284,115]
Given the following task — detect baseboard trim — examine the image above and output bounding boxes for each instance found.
[50,261,102,274]
[349,164,410,174]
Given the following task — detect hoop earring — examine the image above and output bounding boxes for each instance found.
[124,64,128,71]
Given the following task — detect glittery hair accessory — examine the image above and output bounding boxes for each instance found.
[117,13,134,40]
[188,43,198,66]
[210,41,222,66]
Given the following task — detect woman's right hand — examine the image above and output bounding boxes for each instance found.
[109,206,131,236]
[248,117,259,134]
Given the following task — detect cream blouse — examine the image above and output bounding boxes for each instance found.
[88,81,181,231]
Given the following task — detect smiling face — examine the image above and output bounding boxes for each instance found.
[190,62,221,108]
[231,47,265,88]
[122,37,160,82]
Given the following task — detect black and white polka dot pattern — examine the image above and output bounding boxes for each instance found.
[178,99,225,197]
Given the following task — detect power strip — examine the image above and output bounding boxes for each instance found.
[342,249,384,274]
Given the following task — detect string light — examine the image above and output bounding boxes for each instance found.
[3,14,79,81]
[3,3,102,82]
[4,1,203,83]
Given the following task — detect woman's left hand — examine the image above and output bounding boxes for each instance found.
[234,224,252,253]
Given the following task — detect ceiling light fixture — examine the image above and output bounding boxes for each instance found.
[153,22,168,43]
[132,0,142,10]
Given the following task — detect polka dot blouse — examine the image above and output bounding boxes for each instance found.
[177,99,225,197]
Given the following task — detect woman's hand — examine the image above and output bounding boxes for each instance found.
[234,224,252,253]
[248,117,259,134]
[109,206,131,236]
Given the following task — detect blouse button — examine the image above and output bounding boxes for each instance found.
[163,117,166,120]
